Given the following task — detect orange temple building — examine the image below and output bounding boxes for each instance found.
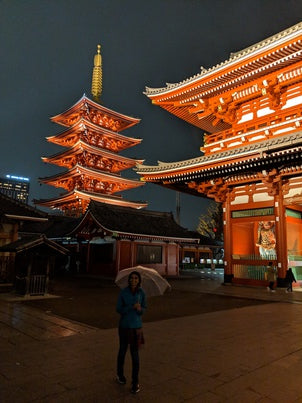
[137,22,302,286]
[36,45,147,216]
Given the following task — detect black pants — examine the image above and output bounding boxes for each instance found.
[268,281,275,290]
[287,282,293,292]
[117,327,139,386]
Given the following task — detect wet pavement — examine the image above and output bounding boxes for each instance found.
[1,275,302,402]
[0,300,97,342]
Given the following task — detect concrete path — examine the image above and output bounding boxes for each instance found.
[1,280,302,402]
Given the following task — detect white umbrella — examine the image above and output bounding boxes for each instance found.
[115,265,171,297]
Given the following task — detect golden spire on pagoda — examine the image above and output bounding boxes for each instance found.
[91,44,102,102]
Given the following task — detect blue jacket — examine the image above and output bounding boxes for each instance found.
[116,286,146,329]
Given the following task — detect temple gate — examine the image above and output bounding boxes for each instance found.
[137,23,302,286]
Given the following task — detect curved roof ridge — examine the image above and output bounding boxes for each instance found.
[51,94,140,124]
[136,131,302,173]
[43,139,144,164]
[144,22,302,96]
[90,200,173,217]
[46,117,142,144]
[0,192,47,218]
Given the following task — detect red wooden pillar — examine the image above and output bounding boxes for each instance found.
[275,180,288,283]
[223,191,233,283]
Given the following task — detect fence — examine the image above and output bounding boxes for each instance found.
[233,264,267,281]
[29,275,48,295]
[181,260,224,271]
[15,275,48,296]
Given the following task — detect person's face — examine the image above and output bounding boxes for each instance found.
[129,274,140,288]
[263,221,272,229]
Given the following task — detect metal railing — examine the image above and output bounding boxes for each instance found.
[232,253,277,261]
[181,260,224,271]
[233,264,267,280]
[28,275,48,296]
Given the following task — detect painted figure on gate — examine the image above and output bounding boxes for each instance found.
[256,221,277,259]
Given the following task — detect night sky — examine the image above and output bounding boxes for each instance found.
[1,0,301,230]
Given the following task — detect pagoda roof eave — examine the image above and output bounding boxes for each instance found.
[144,22,302,99]
[34,190,148,210]
[51,94,140,130]
[42,140,144,166]
[39,164,145,187]
[46,117,142,146]
[136,130,302,177]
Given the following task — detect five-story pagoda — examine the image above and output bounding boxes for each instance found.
[36,45,147,216]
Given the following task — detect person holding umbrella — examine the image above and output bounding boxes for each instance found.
[116,271,146,394]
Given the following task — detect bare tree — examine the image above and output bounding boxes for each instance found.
[196,202,223,241]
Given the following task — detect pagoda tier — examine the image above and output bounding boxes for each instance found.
[40,164,144,194]
[145,22,302,154]
[36,92,146,215]
[46,118,142,152]
[35,189,147,215]
[51,94,140,131]
[42,140,144,173]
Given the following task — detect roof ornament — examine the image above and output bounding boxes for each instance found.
[91,44,102,103]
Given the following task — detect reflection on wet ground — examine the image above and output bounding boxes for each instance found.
[0,299,97,342]
[1,274,302,402]
[1,270,302,341]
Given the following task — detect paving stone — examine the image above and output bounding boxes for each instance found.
[1,278,302,401]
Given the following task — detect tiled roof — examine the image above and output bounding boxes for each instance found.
[20,215,81,238]
[145,22,302,96]
[0,234,69,254]
[136,131,302,175]
[51,94,140,131]
[85,201,200,240]
[0,193,47,219]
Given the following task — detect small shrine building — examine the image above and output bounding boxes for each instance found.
[137,22,302,286]
[35,45,147,216]
[68,200,206,277]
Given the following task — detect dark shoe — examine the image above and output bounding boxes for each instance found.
[116,375,126,384]
[131,384,140,394]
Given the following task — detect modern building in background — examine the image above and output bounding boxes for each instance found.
[0,175,30,204]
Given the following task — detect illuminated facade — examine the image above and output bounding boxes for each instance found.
[70,200,203,277]
[0,175,30,204]
[35,46,147,216]
[138,23,302,286]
